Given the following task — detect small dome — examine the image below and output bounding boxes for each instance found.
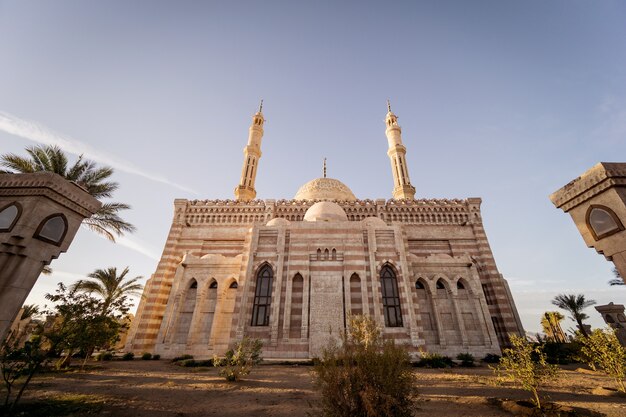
[294,178,356,201]
[362,217,387,227]
[266,217,291,227]
[303,201,348,222]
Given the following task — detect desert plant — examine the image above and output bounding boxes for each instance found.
[456,352,475,367]
[121,352,134,361]
[414,352,454,368]
[493,334,559,410]
[578,328,625,392]
[0,336,47,410]
[213,337,262,381]
[551,294,596,337]
[312,315,417,417]
[482,353,501,364]
[171,354,193,362]
[141,352,152,360]
[94,352,113,361]
[152,354,160,360]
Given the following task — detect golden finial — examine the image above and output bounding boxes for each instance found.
[387,99,392,113]
[259,99,263,113]
[323,158,327,178]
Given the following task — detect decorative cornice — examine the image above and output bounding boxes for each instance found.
[550,162,626,212]
[0,172,101,216]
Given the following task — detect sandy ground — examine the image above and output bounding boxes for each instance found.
[19,361,626,416]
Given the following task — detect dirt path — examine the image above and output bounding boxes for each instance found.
[20,361,626,416]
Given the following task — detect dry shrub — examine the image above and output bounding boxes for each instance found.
[213,337,262,381]
[579,328,625,392]
[493,334,559,410]
[312,315,417,417]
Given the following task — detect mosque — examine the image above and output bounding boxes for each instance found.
[126,103,524,359]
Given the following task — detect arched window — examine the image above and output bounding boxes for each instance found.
[209,280,218,289]
[229,281,238,289]
[251,264,273,326]
[586,205,624,240]
[324,248,329,260]
[332,248,337,260]
[456,281,465,290]
[380,265,403,327]
[436,279,446,290]
[415,281,425,289]
[34,214,68,245]
[190,280,198,289]
[0,202,21,232]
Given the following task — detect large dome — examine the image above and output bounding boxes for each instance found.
[294,178,357,201]
[303,201,348,222]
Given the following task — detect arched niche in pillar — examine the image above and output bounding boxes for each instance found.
[198,279,218,345]
[414,278,438,344]
[289,274,304,339]
[173,279,197,344]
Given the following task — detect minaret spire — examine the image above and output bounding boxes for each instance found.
[323,158,327,178]
[234,102,265,201]
[384,102,416,200]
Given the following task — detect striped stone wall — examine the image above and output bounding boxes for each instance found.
[127,197,523,356]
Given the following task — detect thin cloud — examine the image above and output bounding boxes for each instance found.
[0,110,198,194]
[83,225,160,260]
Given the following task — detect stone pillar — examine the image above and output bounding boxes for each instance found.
[0,172,101,342]
[550,163,626,283]
[595,303,626,346]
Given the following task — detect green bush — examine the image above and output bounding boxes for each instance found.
[456,352,475,367]
[171,354,193,363]
[152,354,160,360]
[482,353,501,364]
[493,335,559,410]
[579,328,626,392]
[542,341,581,365]
[414,352,454,368]
[121,352,134,361]
[94,352,113,361]
[141,352,152,360]
[213,338,262,381]
[312,315,417,417]
[174,358,213,367]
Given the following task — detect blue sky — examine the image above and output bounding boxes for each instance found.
[1,0,625,334]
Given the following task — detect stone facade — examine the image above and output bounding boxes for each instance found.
[126,105,524,359]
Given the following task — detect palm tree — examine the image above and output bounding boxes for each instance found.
[70,267,143,315]
[19,304,40,320]
[540,311,567,343]
[609,268,624,286]
[0,145,134,241]
[551,294,596,337]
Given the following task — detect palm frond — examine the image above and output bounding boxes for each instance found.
[0,153,36,173]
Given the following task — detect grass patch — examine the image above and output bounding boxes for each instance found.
[3,393,105,416]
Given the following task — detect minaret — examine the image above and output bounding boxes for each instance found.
[234,101,265,201]
[385,100,416,200]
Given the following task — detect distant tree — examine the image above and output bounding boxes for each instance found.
[609,268,624,286]
[0,145,135,241]
[551,294,596,337]
[70,267,143,316]
[44,283,129,369]
[540,311,567,343]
